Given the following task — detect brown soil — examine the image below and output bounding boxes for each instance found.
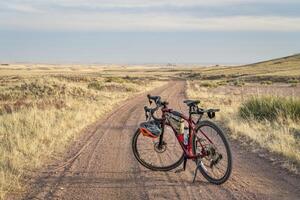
[17,82,300,200]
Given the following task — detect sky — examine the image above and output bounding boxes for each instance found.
[0,0,300,64]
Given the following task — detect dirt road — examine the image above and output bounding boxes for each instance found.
[24,82,300,200]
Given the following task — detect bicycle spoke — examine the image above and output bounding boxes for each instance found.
[135,126,183,169]
[195,123,231,182]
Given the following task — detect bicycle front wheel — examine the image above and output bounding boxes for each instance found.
[132,125,184,171]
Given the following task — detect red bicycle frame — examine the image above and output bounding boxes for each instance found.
[160,107,213,160]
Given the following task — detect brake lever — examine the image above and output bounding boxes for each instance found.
[147,94,152,105]
[144,106,151,120]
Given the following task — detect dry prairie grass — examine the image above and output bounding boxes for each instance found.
[187,80,300,173]
[181,54,300,83]
[0,66,165,199]
[1,54,300,199]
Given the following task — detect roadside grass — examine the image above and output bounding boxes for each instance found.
[239,96,300,122]
[199,81,218,88]
[187,81,300,173]
[0,70,165,199]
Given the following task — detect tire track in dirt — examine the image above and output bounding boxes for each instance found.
[42,98,142,199]
[23,81,300,200]
[22,83,171,199]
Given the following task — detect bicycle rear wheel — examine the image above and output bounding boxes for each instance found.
[132,125,184,171]
[193,120,232,184]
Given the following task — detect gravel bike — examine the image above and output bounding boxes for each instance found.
[132,94,232,184]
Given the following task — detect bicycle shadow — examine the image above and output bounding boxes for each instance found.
[34,169,211,190]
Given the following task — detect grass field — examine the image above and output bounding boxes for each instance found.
[187,54,300,173]
[0,66,165,199]
[1,54,300,199]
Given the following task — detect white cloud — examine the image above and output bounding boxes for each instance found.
[0,2,42,13]
[2,0,299,11]
[1,0,300,31]
[2,12,300,31]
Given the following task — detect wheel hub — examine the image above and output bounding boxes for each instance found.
[154,142,167,153]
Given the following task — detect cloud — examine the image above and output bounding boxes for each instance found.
[2,0,300,12]
[1,0,300,31]
[0,2,42,13]
[2,13,300,31]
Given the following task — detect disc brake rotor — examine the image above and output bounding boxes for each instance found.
[154,141,167,153]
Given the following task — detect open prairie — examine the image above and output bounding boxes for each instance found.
[187,54,300,172]
[0,65,165,199]
[1,54,300,199]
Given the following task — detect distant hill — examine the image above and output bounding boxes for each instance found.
[199,54,300,79]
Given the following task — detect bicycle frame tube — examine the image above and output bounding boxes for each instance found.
[159,108,213,159]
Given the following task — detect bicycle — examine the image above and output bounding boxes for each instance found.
[132,94,232,184]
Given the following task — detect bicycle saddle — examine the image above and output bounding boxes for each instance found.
[183,100,200,107]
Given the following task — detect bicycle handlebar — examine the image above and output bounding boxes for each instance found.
[144,106,162,121]
[145,94,219,121]
[147,94,169,107]
[145,94,169,121]
[147,94,161,105]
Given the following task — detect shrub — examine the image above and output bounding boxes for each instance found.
[19,81,64,97]
[288,79,299,84]
[217,80,228,86]
[239,96,300,122]
[88,81,103,90]
[105,77,128,84]
[260,81,273,85]
[88,81,138,92]
[6,81,67,100]
[199,81,217,88]
[233,79,245,87]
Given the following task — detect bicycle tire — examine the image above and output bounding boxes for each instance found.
[132,128,184,171]
[192,120,232,184]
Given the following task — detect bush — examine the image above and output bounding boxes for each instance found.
[88,81,103,90]
[105,77,128,84]
[233,79,245,87]
[88,81,138,92]
[239,96,300,121]
[199,81,217,88]
[260,81,273,85]
[288,79,299,84]
[217,80,228,86]
[20,82,65,97]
